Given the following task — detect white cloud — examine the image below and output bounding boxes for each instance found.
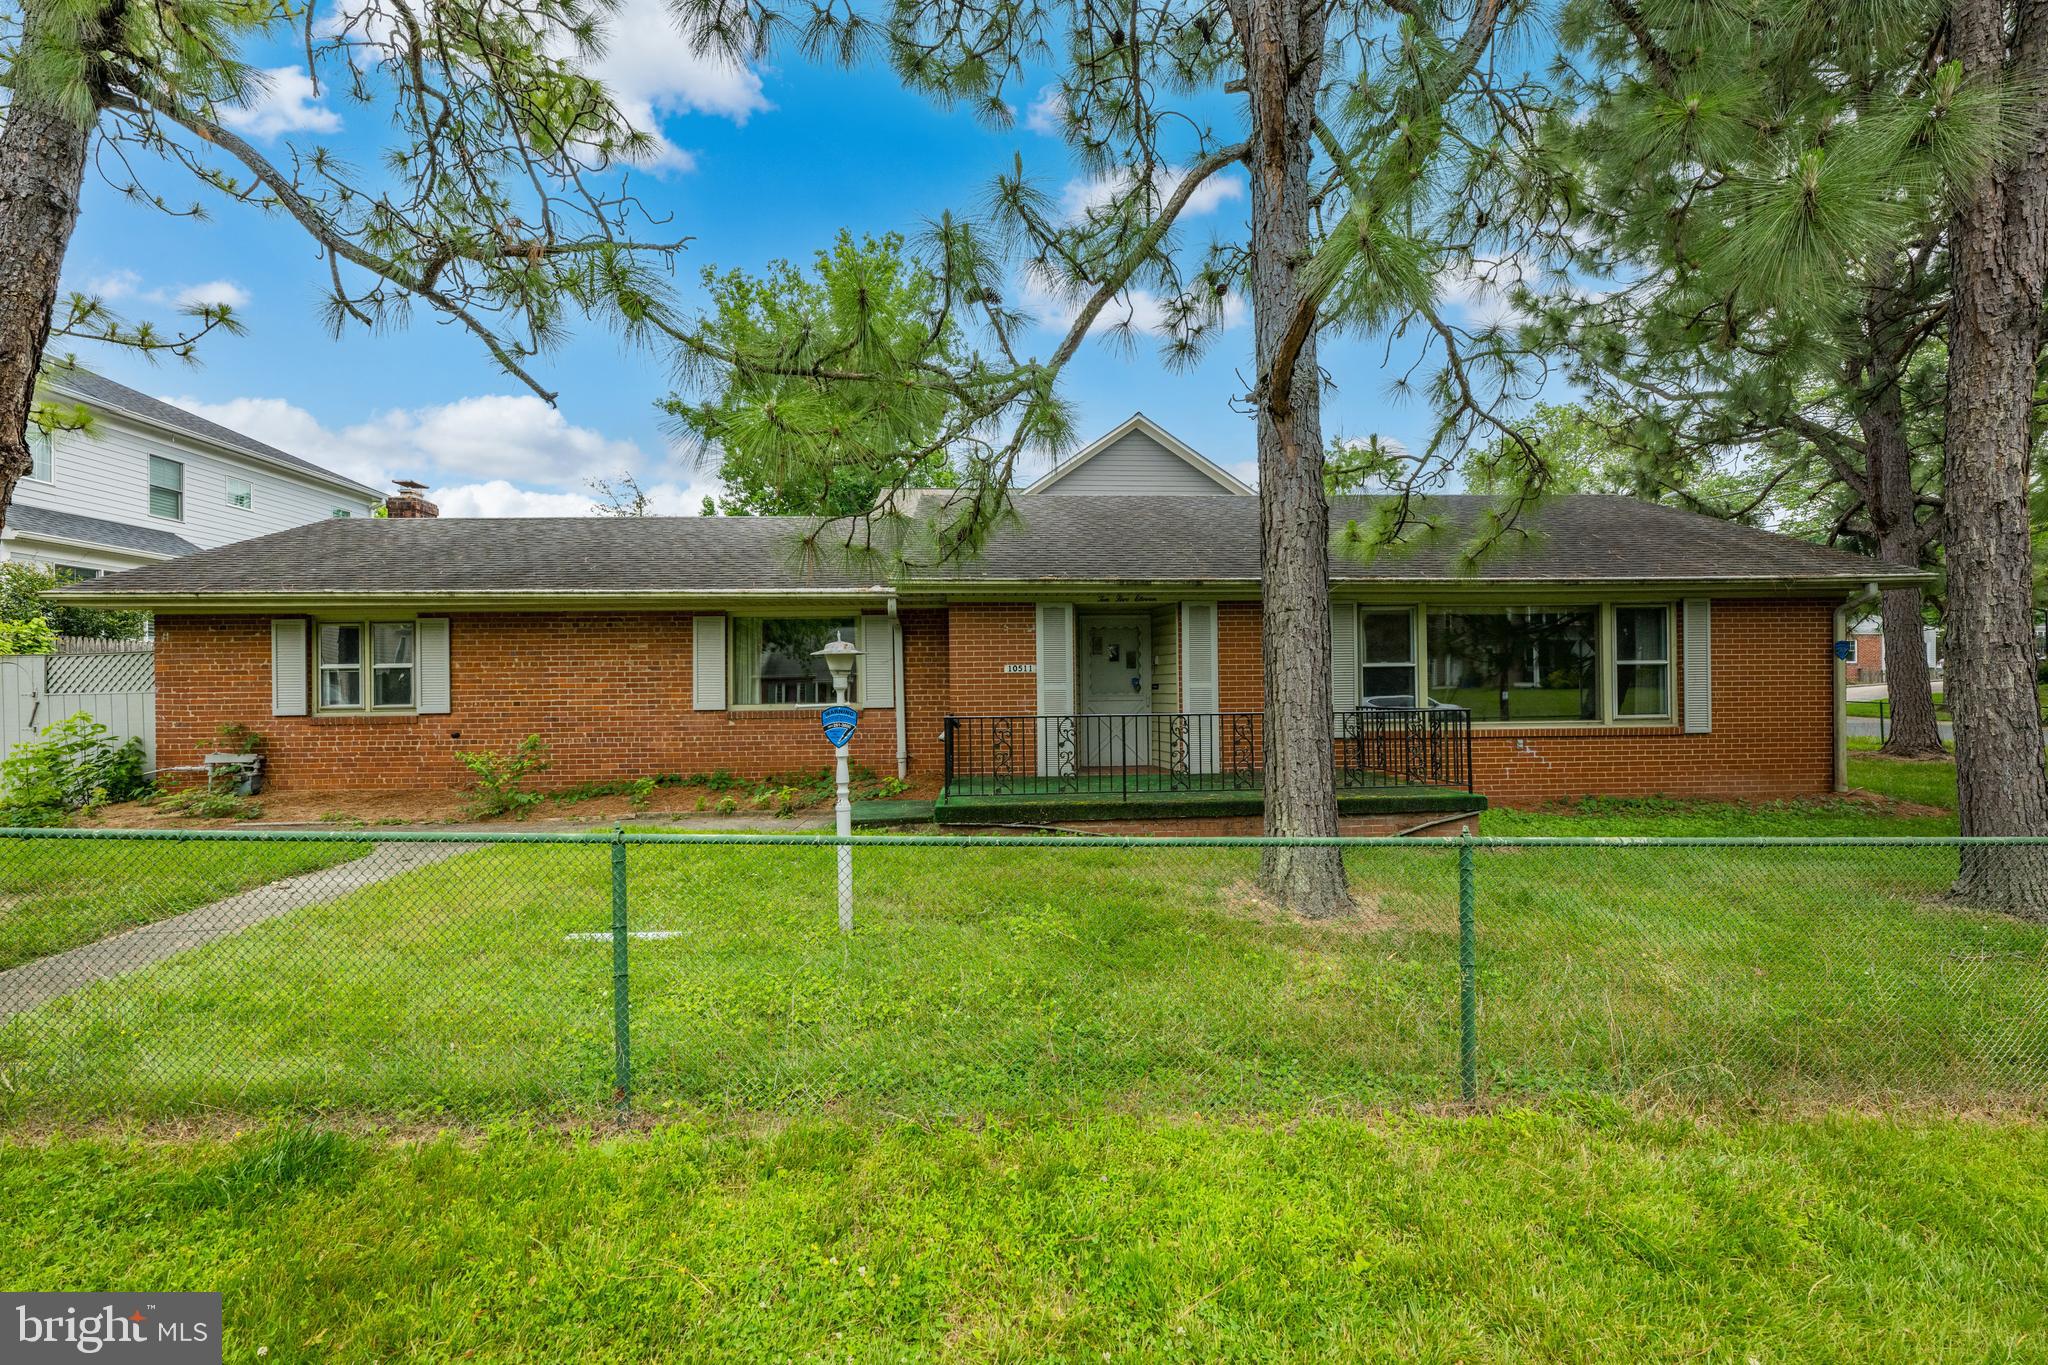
[219,67,343,139]
[67,269,253,312]
[578,0,770,172]
[158,392,713,515]
[172,280,251,310]
[1024,85,1065,136]
[1060,165,1246,224]
[1018,269,1248,338]
[438,477,708,517]
[84,269,140,301]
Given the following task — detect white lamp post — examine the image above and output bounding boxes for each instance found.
[813,639,862,932]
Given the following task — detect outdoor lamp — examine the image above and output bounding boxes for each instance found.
[812,639,861,700]
[811,638,864,935]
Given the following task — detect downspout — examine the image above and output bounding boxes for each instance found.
[888,597,908,780]
[1836,581,1881,792]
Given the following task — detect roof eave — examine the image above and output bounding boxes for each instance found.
[41,376,385,502]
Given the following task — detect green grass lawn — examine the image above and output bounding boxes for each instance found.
[3,807,2039,1117]
[4,1111,2044,1362]
[0,837,367,970]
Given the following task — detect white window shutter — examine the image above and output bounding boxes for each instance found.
[1330,603,1360,711]
[1035,603,1074,777]
[1682,599,1712,734]
[692,615,727,711]
[1180,601,1220,773]
[858,614,895,707]
[270,618,307,717]
[416,617,451,714]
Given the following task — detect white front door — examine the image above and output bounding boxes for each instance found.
[1079,615,1151,766]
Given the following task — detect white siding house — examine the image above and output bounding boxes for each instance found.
[8,369,381,576]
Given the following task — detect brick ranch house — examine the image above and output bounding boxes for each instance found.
[53,414,1923,813]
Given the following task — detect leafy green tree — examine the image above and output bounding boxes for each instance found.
[1537,0,2003,760]
[667,233,962,517]
[0,562,146,640]
[672,0,1562,914]
[1544,0,2048,909]
[0,0,689,527]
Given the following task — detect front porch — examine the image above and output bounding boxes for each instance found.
[934,708,1481,825]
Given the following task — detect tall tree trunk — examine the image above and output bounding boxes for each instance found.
[1853,344,1944,758]
[1243,0,1348,916]
[1942,0,2048,915]
[0,1,101,529]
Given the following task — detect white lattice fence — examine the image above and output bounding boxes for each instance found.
[0,649,156,771]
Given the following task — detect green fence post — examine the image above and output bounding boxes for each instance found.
[1458,825,1477,1103]
[610,825,631,1107]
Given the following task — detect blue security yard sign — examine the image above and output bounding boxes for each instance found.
[821,705,859,748]
[1834,640,1855,662]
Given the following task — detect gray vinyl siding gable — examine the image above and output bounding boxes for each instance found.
[1038,428,1240,495]
[10,413,378,557]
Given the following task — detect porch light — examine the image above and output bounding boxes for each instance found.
[812,639,862,698]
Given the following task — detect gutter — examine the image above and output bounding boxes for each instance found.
[43,378,384,503]
[887,597,908,780]
[1835,581,1884,791]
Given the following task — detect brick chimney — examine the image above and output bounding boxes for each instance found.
[385,479,439,519]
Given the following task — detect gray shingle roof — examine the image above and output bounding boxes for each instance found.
[7,504,201,559]
[42,368,381,497]
[52,493,1914,602]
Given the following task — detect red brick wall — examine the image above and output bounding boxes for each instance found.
[1847,631,1884,684]
[156,612,902,792]
[1218,601,1263,713]
[159,596,1840,804]
[1201,596,1837,806]
[900,608,949,775]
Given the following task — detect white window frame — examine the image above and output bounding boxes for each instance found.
[728,614,859,710]
[315,619,418,714]
[227,476,254,511]
[1609,602,1675,721]
[1358,606,1419,704]
[25,427,52,483]
[148,454,184,521]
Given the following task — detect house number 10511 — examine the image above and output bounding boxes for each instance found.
[1003,663,1037,674]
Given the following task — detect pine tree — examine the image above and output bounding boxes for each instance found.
[1536,0,2018,760]
[671,0,1563,914]
[0,0,690,526]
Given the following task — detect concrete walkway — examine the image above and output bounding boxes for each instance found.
[1847,716,1955,743]
[0,840,478,1020]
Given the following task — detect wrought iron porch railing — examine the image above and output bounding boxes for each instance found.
[940,708,1473,800]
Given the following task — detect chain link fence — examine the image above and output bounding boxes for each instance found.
[0,829,2042,1119]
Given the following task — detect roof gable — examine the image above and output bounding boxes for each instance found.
[1024,414,1253,496]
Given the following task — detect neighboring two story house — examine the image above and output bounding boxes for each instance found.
[8,369,382,578]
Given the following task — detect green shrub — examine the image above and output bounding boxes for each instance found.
[456,735,551,818]
[0,617,56,656]
[151,788,263,820]
[215,722,267,754]
[0,712,152,825]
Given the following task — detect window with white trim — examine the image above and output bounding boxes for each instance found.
[319,621,415,710]
[1359,608,1417,704]
[227,477,253,510]
[730,617,857,705]
[1426,606,1599,722]
[26,427,52,482]
[1613,605,1673,719]
[148,455,184,520]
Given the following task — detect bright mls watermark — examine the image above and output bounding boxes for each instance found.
[6,1294,220,1362]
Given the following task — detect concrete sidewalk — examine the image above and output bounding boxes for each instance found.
[0,840,478,1019]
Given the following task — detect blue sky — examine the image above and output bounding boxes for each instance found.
[56,8,1518,515]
